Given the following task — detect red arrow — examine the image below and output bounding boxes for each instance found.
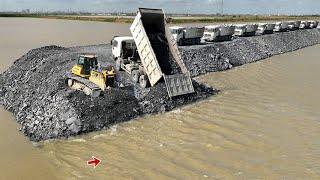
[87,156,101,168]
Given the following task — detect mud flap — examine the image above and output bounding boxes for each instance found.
[164,73,195,98]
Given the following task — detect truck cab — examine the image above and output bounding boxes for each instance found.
[111,36,137,60]
[203,25,220,42]
[169,26,203,46]
[169,26,185,45]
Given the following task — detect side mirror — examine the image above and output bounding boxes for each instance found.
[110,40,113,46]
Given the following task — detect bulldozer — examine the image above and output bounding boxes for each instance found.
[66,54,116,96]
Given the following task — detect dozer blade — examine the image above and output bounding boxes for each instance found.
[164,73,195,98]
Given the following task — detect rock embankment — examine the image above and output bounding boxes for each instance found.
[0,45,214,141]
[1,28,320,141]
[181,28,320,76]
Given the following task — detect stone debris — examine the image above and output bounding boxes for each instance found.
[181,28,320,76]
[0,45,214,142]
[1,28,320,141]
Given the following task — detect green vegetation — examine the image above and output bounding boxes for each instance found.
[46,16,134,23]
[1,13,320,24]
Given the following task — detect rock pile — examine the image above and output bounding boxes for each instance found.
[1,28,320,141]
[180,28,320,76]
[0,45,214,141]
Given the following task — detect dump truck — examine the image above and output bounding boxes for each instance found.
[66,54,116,96]
[234,24,258,37]
[111,36,150,87]
[256,23,275,34]
[309,20,319,28]
[169,26,204,46]
[234,24,246,36]
[288,21,301,30]
[202,25,235,42]
[130,8,194,98]
[274,21,290,32]
[300,21,311,29]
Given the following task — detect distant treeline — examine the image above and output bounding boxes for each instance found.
[1,13,320,24]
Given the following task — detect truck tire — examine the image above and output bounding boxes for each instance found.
[139,75,150,89]
[131,70,140,83]
[115,59,122,71]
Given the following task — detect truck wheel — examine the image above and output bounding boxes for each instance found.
[115,59,122,71]
[139,75,150,89]
[131,70,140,83]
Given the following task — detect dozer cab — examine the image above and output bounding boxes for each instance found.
[112,36,149,88]
[66,54,116,96]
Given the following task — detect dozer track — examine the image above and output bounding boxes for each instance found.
[66,73,102,97]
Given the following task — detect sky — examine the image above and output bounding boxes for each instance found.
[0,0,319,15]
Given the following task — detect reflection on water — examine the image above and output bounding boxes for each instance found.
[1,18,320,179]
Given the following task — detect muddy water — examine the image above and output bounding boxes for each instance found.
[0,17,130,179]
[0,17,130,73]
[1,18,320,179]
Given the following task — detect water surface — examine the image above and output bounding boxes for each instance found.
[1,18,320,179]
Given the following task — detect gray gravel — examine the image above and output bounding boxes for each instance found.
[1,28,320,141]
[181,28,320,76]
[0,45,215,141]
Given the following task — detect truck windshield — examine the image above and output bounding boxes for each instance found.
[171,29,178,34]
[124,41,136,50]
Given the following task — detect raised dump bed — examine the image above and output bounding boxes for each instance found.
[202,24,235,42]
[130,8,194,98]
[234,24,258,37]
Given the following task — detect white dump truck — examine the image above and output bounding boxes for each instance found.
[234,24,258,36]
[130,8,194,98]
[274,21,290,32]
[309,20,319,28]
[256,23,276,34]
[202,25,235,42]
[169,26,204,46]
[300,21,311,29]
[288,21,301,30]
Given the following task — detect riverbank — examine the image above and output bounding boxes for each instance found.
[0,28,320,141]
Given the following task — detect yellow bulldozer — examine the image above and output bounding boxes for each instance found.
[66,54,116,96]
